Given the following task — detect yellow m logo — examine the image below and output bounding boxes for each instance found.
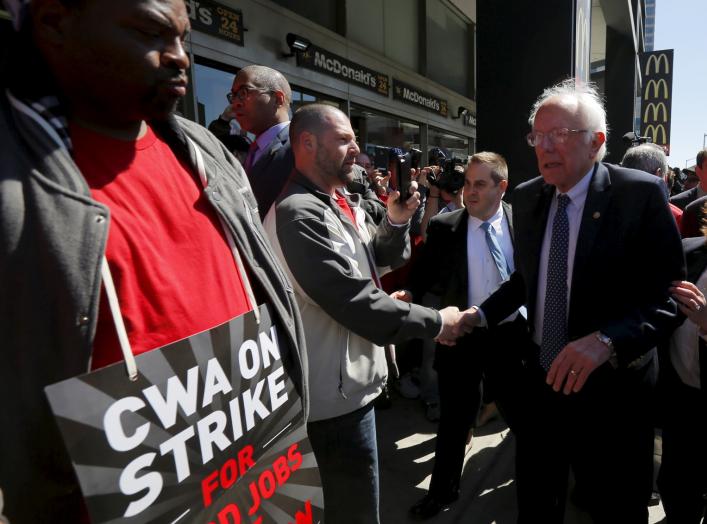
[643,102,668,123]
[645,79,669,99]
[644,124,667,144]
[645,53,670,75]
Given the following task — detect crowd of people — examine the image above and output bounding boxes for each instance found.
[1,1,705,524]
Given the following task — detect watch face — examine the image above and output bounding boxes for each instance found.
[596,332,613,349]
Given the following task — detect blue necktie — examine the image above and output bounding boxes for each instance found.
[481,221,509,281]
[540,194,571,371]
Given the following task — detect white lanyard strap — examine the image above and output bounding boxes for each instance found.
[187,136,260,324]
[101,257,138,381]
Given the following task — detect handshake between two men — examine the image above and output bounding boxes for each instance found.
[434,306,479,345]
[387,291,478,346]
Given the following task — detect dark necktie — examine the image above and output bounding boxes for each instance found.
[243,141,259,173]
[540,194,571,371]
[481,221,509,281]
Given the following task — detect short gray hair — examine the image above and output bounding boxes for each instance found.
[621,143,668,177]
[239,65,292,105]
[528,78,609,161]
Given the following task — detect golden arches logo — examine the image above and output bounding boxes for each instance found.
[644,124,667,144]
[645,53,670,75]
[645,79,669,99]
[643,102,668,123]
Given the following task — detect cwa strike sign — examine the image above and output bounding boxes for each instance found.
[45,305,322,524]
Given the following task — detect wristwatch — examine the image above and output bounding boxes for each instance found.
[595,332,618,368]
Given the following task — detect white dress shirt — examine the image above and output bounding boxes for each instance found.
[252,121,289,166]
[669,269,705,389]
[533,167,594,346]
[467,204,521,324]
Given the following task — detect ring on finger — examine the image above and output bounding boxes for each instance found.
[569,369,578,376]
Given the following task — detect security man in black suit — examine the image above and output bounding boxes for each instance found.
[211,64,294,218]
[457,80,685,523]
[408,152,527,519]
[670,150,707,211]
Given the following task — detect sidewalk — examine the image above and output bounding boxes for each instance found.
[376,395,666,524]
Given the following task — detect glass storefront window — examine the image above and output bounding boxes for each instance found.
[347,0,419,72]
[428,126,469,161]
[350,104,420,160]
[193,58,243,133]
[291,87,343,114]
[426,0,473,98]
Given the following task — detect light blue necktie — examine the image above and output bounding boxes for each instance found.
[481,221,510,281]
[539,194,571,371]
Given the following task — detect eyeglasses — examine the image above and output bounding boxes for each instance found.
[226,85,274,103]
[526,128,590,147]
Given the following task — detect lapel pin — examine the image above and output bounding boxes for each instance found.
[592,211,600,219]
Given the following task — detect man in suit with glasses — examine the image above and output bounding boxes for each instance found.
[212,64,294,217]
[456,79,684,523]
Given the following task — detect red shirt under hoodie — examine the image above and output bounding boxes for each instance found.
[70,123,252,370]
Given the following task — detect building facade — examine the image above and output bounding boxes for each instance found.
[182,0,478,162]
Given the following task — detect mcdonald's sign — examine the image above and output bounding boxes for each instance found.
[645,79,669,99]
[645,53,670,75]
[640,50,674,153]
[643,102,668,123]
[644,124,667,145]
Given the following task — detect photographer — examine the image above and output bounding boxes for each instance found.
[418,151,466,241]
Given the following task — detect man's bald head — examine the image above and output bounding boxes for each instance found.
[289,103,360,193]
[237,65,292,105]
[289,103,347,147]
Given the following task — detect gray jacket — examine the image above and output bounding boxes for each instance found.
[264,171,442,421]
[0,91,308,523]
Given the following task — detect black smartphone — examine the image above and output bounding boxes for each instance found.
[395,152,412,203]
[410,148,422,170]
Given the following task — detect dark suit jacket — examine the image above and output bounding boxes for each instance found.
[684,236,707,283]
[670,186,701,211]
[683,236,707,390]
[248,124,294,217]
[410,201,514,310]
[680,195,707,238]
[481,162,685,368]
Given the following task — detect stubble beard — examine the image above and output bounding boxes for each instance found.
[315,148,354,187]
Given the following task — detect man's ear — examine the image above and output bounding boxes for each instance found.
[273,90,286,108]
[499,179,509,192]
[301,130,316,153]
[591,131,606,155]
[32,0,73,47]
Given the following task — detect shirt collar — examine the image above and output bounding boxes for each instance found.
[554,164,594,204]
[255,121,289,151]
[468,202,504,232]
